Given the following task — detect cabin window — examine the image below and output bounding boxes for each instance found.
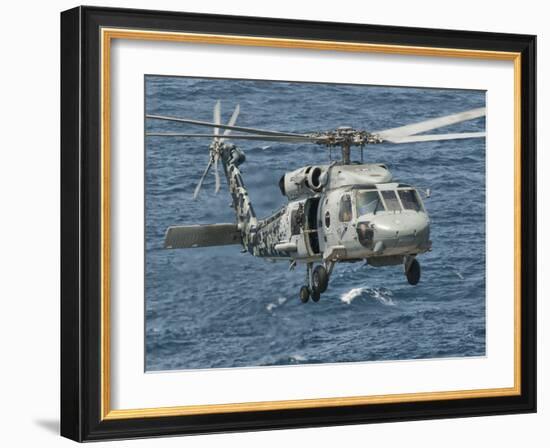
[356,190,384,215]
[325,211,331,228]
[339,195,352,222]
[381,190,401,212]
[398,189,422,211]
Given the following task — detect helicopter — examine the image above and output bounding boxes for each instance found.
[146,101,485,303]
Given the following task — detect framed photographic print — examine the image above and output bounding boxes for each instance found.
[60,6,536,442]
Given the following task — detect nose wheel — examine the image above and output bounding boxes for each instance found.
[405,257,421,285]
[299,263,331,303]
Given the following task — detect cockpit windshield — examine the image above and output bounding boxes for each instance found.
[381,190,401,212]
[356,188,423,215]
[356,190,385,215]
[398,189,422,211]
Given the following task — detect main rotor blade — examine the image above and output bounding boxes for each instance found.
[213,154,221,193]
[193,159,213,200]
[146,114,306,138]
[147,132,324,143]
[223,104,240,136]
[384,131,486,144]
[213,100,221,136]
[220,104,240,143]
[374,107,486,139]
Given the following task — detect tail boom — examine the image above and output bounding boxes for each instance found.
[219,144,258,252]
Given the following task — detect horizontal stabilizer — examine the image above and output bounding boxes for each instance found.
[164,223,241,249]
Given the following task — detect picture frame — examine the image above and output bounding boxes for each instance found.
[60,5,536,442]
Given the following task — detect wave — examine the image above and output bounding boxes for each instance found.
[266,296,287,312]
[340,286,395,306]
[340,287,364,304]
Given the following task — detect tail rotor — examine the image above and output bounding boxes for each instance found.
[193,158,214,200]
[193,101,240,199]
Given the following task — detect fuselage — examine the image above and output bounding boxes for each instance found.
[247,163,431,266]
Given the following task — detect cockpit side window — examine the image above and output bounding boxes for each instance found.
[398,189,422,211]
[356,190,384,215]
[381,191,401,211]
[339,194,352,222]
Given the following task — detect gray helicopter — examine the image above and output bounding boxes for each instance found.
[147,102,485,303]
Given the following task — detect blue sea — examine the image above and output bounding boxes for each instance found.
[144,76,486,371]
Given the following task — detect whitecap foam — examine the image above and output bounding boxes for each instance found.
[370,288,395,306]
[340,287,396,306]
[266,297,287,312]
[341,287,365,304]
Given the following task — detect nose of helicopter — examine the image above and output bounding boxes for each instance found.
[357,211,430,252]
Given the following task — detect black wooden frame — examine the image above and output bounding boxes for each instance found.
[61,6,536,442]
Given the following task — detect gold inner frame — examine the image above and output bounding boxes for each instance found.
[100,27,522,420]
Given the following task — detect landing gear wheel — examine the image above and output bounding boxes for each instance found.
[406,259,421,285]
[312,265,329,293]
[311,287,321,303]
[299,286,310,303]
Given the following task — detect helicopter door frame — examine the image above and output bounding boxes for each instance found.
[335,192,354,244]
[303,197,321,256]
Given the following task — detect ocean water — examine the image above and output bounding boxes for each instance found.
[144,76,486,371]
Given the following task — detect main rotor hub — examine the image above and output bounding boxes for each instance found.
[308,128,383,164]
[309,128,382,147]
